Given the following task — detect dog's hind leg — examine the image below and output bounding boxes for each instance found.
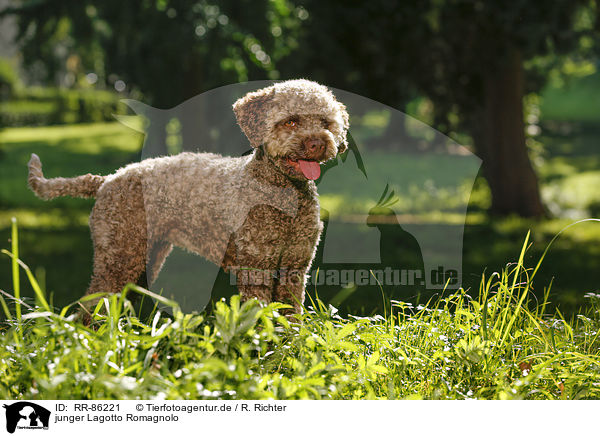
[80,181,148,321]
[85,220,147,296]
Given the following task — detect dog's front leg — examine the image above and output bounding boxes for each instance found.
[233,263,275,305]
[230,206,284,305]
[274,229,321,315]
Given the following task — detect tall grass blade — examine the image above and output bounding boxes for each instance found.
[1,250,50,312]
[0,295,11,319]
[531,218,600,282]
[10,217,20,322]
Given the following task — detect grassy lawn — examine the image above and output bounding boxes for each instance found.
[1,232,599,400]
[539,71,600,123]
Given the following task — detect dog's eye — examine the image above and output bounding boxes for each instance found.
[320,118,331,129]
[284,119,297,128]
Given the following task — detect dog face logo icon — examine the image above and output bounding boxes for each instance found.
[2,402,50,433]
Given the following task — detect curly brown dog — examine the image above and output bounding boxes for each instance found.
[27,79,349,318]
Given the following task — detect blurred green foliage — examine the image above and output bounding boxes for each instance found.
[280,0,598,130]
[0,87,127,127]
[4,0,600,215]
[3,0,303,107]
[0,57,20,100]
[278,0,599,216]
[541,71,600,123]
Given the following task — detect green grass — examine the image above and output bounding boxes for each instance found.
[540,72,600,123]
[534,126,600,219]
[0,122,142,213]
[1,220,600,399]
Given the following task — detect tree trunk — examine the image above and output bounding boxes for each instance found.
[474,48,545,217]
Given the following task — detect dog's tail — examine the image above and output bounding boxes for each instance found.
[27,153,106,200]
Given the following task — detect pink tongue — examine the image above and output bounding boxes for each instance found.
[298,160,321,180]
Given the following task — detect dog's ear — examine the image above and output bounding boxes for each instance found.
[233,87,275,148]
[336,102,350,154]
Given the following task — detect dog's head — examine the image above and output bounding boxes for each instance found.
[233,79,349,181]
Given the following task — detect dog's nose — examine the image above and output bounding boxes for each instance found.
[304,138,325,154]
